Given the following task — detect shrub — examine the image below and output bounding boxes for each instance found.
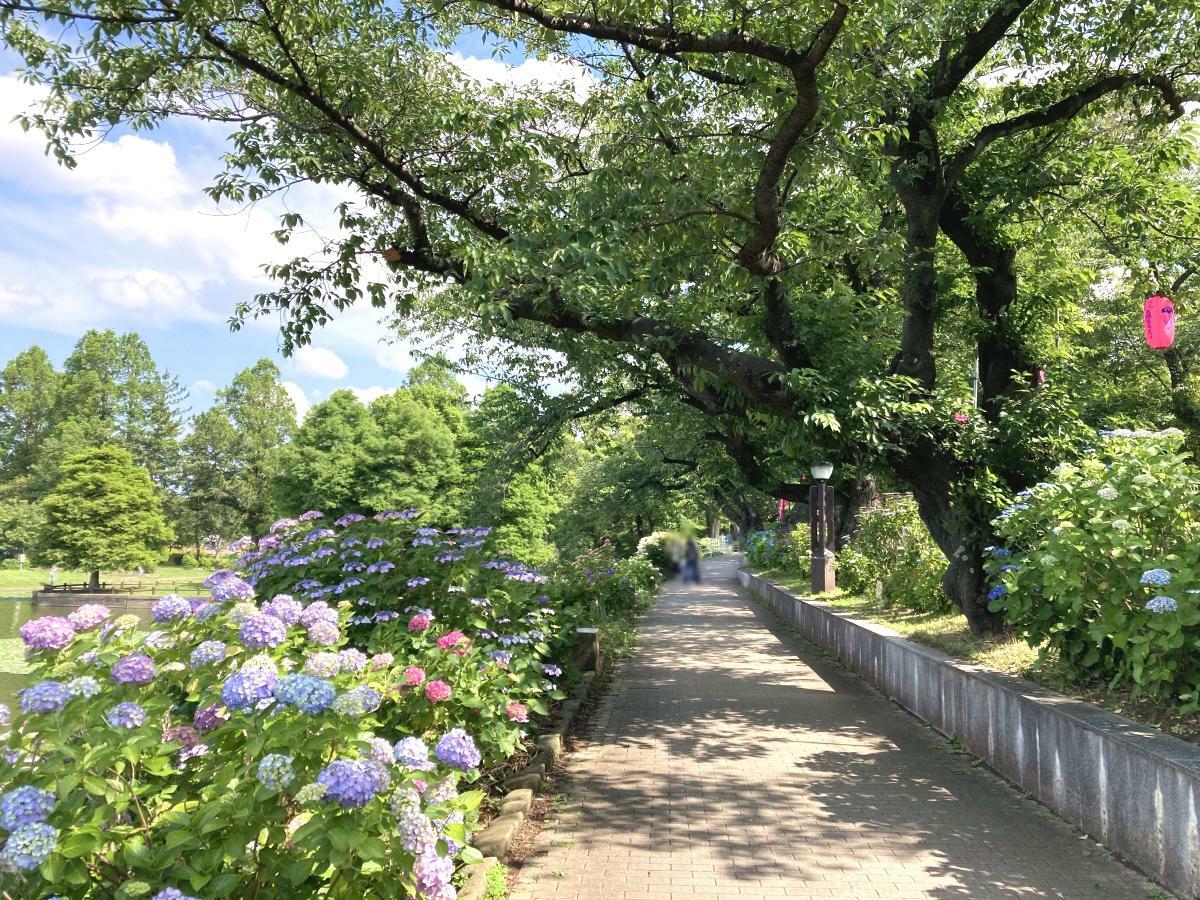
[989,429,1200,706]
[838,497,951,613]
[547,544,661,623]
[0,509,569,897]
[635,532,682,574]
[696,537,725,557]
[745,524,811,579]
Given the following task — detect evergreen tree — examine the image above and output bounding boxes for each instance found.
[365,390,461,522]
[275,390,379,515]
[179,408,247,555]
[39,446,173,589]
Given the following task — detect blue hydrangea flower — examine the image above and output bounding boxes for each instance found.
[0,786,55,831]
[331,687,381,717]
[407,577,430,587]
[1146,595,1179,614]
[986,585,1007,601]
[1140,568,1173,587]
[240,613,288,650]
[434,728,481,771]
[257,754,295,791]
[111,653,156,685]
[67,676,100,698]
[543,664,563,677]
[365,737,394,765]
[488,650,512,667]
[153,888,200,899]
[107,702,146,729]
[316,759,391,808]
[151,594,192,623]
[221,666,278,712]
[394,737,433,770]
[337,649,367,673]
[189,640,227,669]
[0,822,58,871]
[20,680,71,714]
[299,601,339,629]
[275,674,336,714]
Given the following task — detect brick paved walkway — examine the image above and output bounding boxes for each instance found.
[511,556,1159,900]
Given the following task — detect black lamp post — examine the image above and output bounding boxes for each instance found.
[809,460,835,594]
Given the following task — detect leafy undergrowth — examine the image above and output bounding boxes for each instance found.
[758,568,1200,745]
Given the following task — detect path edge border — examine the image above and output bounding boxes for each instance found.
[738,567,1200,899]
[458,671,596,900]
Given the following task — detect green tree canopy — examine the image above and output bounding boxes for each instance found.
[0,345,59,488]
[39,445,173,588]
[275,389,378,516]
[6,0,1198,631]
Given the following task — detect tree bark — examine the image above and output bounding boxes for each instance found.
[89,569,100,591]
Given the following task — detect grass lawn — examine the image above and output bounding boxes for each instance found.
[0,565,213,596]
[758,567,1200,745]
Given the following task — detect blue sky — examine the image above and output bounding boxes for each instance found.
[0,37,586,419]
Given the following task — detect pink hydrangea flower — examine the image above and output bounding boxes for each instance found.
[506,701,529,723]
[435,630,471,656]
[953,412,969,425]
[404,666,425,686]
[408,614,431,633]
[424,680,452,702]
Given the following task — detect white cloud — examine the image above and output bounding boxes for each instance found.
[279,380,311,421]
[350,385,390,405]
[292,345,348,379]
[191,378,217,394]
[449,53,594,101]
[374,342,415,373]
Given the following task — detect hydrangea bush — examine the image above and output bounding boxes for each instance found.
[837,496,952,613]
[988,429,1200,705]
[744,524,811,579]
[548,544,661,622]
[239,512,566,763]
[0,508,570,897]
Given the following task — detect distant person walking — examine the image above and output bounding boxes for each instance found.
[683,538,701,584]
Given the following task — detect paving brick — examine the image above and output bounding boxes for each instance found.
[512,558,1159,899]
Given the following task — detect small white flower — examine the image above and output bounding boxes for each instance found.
[1097,486,1119,501]
[1111,519,1131,530]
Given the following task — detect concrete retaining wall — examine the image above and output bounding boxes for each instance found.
[739,569,1200,898]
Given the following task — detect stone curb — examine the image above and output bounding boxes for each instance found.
[465,670,597,877]
[739,567,1200,899]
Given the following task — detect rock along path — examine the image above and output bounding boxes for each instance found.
[511,556,1160,900]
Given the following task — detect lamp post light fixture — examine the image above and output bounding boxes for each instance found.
[809,460,836,594]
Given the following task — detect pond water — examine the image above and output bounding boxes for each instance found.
[0,598,36,707]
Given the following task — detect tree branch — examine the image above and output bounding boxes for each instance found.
[928,0,1037,100]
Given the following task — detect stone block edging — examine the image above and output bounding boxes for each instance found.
[459,671,596,898]
[738,568,1200,899]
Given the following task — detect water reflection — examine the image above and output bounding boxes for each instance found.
[0,599,36,707]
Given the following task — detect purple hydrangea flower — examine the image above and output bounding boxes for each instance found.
[365,737,395,765]
[275,674,336,714]
[316,759,391,808]
[543,664,563,677]
[299,601,339,629]
[19,617,75,651]
[434,728,481,771]
[20,680,71,714]
[257,754,295,791]
[395,800,438,854]
[192,602,220,622]
[368,652,394,671]
[407,577,430,587]
[414,850,454,899]
[0,704,9,727]
[331,686,381,717]
[151,594,192,623]
[337,649,367,673]
[240,613,288,650]
[335,513,365,527]
[221,666,278,712]
[211,575,255,602]
[203,569,237,588]
[193,704,227,733]
[153,889,199,900]
[298,510,325,521]
[111,653,156,685]
[107,702,146,729]
[306,620,341,646]
[366,538,386,549]
[67,604,110,630]
[302,652,341,678]
[262,594,303,625]
[0,822,58,871]
[189,640,227,669]
[270,517,298,533]
[0,786,55,831]
[393,737,433,771]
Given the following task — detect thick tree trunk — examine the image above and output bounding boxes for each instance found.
[89,569,100,591]
[893,444,1004,635]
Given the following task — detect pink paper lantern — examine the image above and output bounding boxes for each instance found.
[1144,293,1175,349]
